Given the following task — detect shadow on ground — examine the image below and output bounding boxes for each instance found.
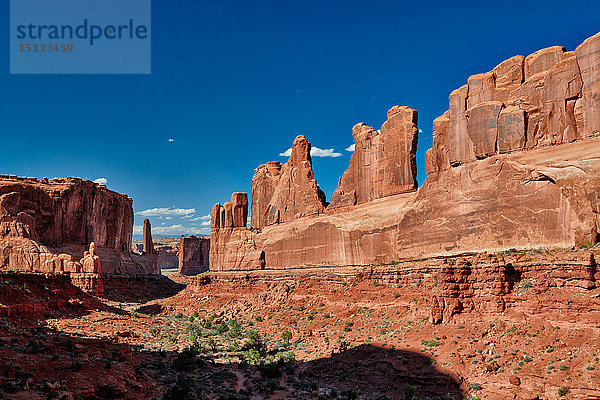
[101,274,186,303]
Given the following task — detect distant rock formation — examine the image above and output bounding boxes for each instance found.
[210,32,600,271]
[143,219,155,255]
[331,106,419,207]
[178,235,210,275]
[0,176,158,274]
[251,135,327,228]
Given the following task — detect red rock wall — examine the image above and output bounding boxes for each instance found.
[0,176,132,250]
[250,135,327,228]
[331,106,419,207]
[178,235,210,275]
[0,176,158,274]
[210,33,600,272]
[426,33,600,175]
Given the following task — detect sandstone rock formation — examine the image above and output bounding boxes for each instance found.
[143,219,155,255]
[251,135,327,228]
[80,242,101,273]
[426,32,600,174]
[210,33,600,272]
[331,106,419,207]
[0,176,158,274]
[211,194,265,271]
[178,235,210,275]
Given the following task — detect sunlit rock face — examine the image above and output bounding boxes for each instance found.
[0,176,158,274]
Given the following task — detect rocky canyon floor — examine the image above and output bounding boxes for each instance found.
[1,247,600,400]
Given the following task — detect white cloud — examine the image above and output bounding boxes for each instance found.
[134,224,209,236]
[168,138,174,142]
[345,144,355,152]
[136,207,197,218]
[185,214,211,221]
[279,146,342,158]
[93,178,108,185]
[201,220,211,226]
[419,129,423,133]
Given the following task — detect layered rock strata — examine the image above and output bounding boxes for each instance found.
[0,176,158,274]
[210,33,600,271]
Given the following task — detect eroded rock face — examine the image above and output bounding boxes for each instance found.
[209,32,600,271]
[211,193,265,271]
[143,219,155,255]
[250,136,326,228]
[428,33,600,172]
[178,235,210,275]
[80,242,102,273]
[0,176,158,274]
[331,106,419,207]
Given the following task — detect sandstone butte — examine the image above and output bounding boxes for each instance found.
[210,32,600,272]
[0,176,159,294]
[178,235,210,275]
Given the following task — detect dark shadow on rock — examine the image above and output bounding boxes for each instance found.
[503,262,522,293]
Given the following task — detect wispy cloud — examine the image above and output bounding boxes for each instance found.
[133,224,209,236]
[93,178,108,185]
[136,207,197,218]
[185,214,211,221]
[279,146,342,158]
[201,220,211,226]
[168,138,175,142]
[345,144,355,152]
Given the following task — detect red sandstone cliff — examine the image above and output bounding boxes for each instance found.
[0,176,158,274]
[210,32,600,272]
[251,135,327,228]
[178,235,210,275]
[426,33,600,174]
[331,106,419,207]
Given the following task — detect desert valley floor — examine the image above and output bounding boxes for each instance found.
[1,246,599,400]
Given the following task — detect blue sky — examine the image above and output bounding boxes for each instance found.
[1,0,599,237]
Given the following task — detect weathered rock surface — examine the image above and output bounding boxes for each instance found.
[209,33,600,272]
[0,176,158,274]
[143,219,155,255]
[250,136,326,228]
[178,235,210,275]
[429,33,600,171]
[331,106,419,207]
[211,194,265,271]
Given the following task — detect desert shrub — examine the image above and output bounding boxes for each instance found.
[281,330,292,345]
[243,330,266,355]
[227,319,242,338]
